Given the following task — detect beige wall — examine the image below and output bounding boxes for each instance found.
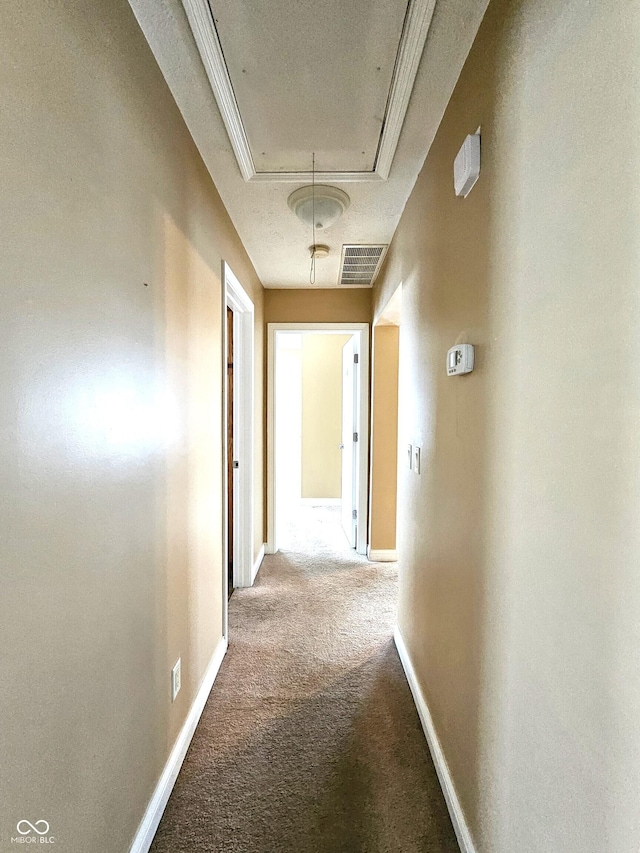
[301,335,351,499]
[265,287,372,324]
[368,325,399,551]
[0,2,263,851]
[372,1,640,851]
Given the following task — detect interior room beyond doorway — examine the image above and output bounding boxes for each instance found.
[276,331,350,550]
[267,324,370,556]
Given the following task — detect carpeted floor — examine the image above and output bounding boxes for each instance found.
[150,507,458,853]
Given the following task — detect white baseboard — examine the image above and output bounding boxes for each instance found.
[367,547,398,562]
[393,627,476,853]
[299,498,341,506]
[129,636,228,853]
[252,543,265,583]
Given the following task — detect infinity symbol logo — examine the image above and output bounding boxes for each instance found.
[16,820,50,836]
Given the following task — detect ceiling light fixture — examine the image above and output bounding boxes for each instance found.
[288,157,350,284]
[310,244,330,260]
[288,184,351,231]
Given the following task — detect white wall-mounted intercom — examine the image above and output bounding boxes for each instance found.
[447,344,474,376]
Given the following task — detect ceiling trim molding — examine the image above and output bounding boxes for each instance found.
[181,0,255,181]
[249,170,384,184]
[182,0,436,184]
[374,0,437,180]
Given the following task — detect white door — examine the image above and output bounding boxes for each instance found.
[341,336,358,546]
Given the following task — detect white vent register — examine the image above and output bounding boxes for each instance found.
[339,245,388,287]
[454,132,481,197]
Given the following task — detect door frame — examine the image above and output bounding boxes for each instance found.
[222,261,255,621]
[266,322,370,556]
[341,335,358,547]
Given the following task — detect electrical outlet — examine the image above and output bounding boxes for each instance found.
[171,658,181,702]
[413,446,421,475]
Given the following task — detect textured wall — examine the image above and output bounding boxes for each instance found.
[372,0,640,850]
[369,325,399,551]
[265,288,372,324]
[0,1,263,851]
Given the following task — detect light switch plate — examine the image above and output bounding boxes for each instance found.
[413,446,421,475]
[407,444,413,469]
[171,658,181,702]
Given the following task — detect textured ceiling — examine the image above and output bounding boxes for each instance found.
[128,0,490,288]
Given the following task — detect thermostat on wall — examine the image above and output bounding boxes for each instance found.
[454,133,481,197]
[447,344,474,376]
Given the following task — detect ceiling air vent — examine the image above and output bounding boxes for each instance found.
[339,245,388,287]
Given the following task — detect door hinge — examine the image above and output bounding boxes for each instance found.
[353,353,359,364]
[353,432,358,442]
[352,509,357,520]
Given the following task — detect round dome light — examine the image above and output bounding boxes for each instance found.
[287,185,350,231]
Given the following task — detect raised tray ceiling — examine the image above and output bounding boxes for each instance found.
[183,0,437,181]
[215,0,406,174]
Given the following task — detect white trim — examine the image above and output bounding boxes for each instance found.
[221,270,228,639]
[266,325,276,555]
[224,262,255,590]
[367,548,398,562]
[249,170,384,184]
[267,323,370,556]
[393,628,477,853]
[182,0,436,183]
[299,498,341,507]
[129,636,228,853]
[252,543,265,583]
[375,0,437,180]
[181,0,255,181]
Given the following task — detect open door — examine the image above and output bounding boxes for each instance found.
[341,336,358,547]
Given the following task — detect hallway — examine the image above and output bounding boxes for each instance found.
[150,511,458,853]
[5,1,636,850]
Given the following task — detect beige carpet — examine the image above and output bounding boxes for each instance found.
[150,507,458,853]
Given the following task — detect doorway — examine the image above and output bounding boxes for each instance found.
[222,262,255,628]
[267,323,370,556]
